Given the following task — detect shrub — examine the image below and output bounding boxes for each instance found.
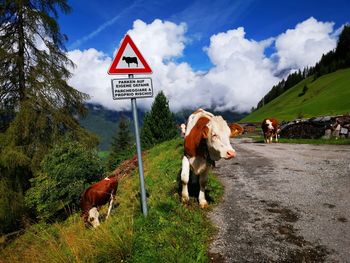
[298,84,308,97]
[25,139,104,220]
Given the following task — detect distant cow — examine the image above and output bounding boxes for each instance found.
[261,118,279,143]
[122,56,138,67]
[80,175,118,228]
[180,123,186,138]
[181,109,237,208]
[228,123,244,137]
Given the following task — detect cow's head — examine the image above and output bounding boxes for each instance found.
[203,116,236,161]
[88,207,100,228]
[180,123,186,137]
[265,119,274,130]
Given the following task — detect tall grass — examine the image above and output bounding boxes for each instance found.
[1,139,223,262]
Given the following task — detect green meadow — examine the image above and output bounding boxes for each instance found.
[241,68,350,122]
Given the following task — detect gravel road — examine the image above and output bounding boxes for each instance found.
[209,138,350,263]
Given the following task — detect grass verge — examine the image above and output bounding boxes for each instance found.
[278,138,350,145]
[0,138,223,262]
[249,135,350,145]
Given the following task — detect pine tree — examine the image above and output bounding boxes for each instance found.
[0,0,96,232]
[141,91,178,149]
[336,25,350,68]
[0,0,97,171]
[107,115,134,170]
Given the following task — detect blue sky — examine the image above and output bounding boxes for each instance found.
[58,0,349,112]
[59,0,349,70]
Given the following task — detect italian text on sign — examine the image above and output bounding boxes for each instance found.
[111,78,153,100]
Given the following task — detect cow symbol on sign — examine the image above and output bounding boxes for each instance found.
[122,56,138,67]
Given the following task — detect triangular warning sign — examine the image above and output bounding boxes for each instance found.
[108,34,152,75]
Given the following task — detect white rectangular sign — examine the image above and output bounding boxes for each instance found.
[111,78,153,100]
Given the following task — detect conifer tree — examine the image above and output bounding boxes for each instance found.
[336,25,350,68]
[0,0,96,173]
[141,91,178,149]
[107,115,134,170]
[0,0,96,232]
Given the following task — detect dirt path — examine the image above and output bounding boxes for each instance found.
[209,138,350,263]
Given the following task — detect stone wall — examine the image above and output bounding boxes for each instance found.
[279,115,350,139]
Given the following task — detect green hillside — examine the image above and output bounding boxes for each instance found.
[241,68,350,122]
[80,112,117,150]
[1,139,222,262]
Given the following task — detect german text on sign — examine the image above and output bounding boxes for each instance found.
[111,78,153,100]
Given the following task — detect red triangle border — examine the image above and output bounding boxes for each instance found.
[108,34,152,75]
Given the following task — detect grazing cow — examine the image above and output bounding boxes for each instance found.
[122,56,138,67]
[228,123,244,137]
[261,118,279,143]
[80,175,118,228]
[181,109,237,208]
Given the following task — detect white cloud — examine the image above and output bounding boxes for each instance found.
[126,19,202,111]
[203,28,278,112]
[67,17,339,113]
[127,19,187,61]
[274,17,337,71]
[67,48,131,110]
[126,21,278,112]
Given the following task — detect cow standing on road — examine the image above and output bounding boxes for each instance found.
[181,109,237,208]
[261,118,279,143]
[80,175,118,228]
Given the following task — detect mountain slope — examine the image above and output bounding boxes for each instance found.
[79,104,141,151]
[241,68,350,122]
[80,104,248,150]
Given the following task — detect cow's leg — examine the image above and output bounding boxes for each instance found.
[199,171,209,208]
[106,194,114,219]
[264,134,268,143]
[181,156,190,203]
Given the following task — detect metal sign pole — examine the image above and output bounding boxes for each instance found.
[129,74,148,216]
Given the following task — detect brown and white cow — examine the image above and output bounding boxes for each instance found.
[181,109,237,208]
[80,175,118,228]
[228,123,244,137]
[261,118,279,143]
[180,123,186,138]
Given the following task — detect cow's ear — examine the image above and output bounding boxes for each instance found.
[202,126,209,139]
